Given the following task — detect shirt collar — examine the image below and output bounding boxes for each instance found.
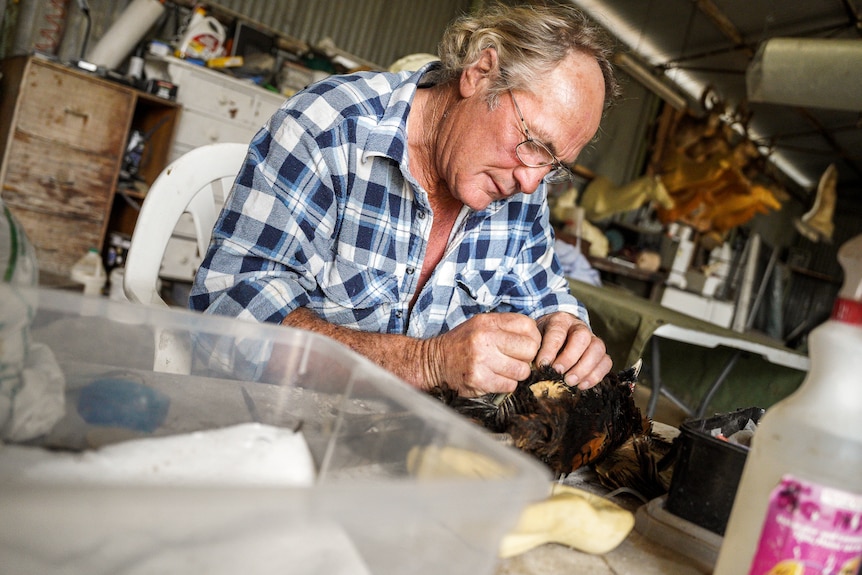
[360,63,438,164]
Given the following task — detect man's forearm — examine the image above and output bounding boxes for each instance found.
[282,307,442,391]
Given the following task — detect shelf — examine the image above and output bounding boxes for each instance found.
[0,56,179,275]
[116,186,147,200]
[588,256,668,283]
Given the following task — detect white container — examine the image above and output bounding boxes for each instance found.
[69,248,107,296]
[0,285,549,575]
[108,266,128,302]
[86,0,166,70]
[714,234,862,575]
[176,7,226,61]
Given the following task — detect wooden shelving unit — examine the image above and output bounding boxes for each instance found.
[0,55,179,278]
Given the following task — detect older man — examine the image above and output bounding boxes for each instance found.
[190,3,619,396]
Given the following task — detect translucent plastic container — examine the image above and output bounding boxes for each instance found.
[1,199,40,436]
[0,285,549,575]
[0,199,39,287]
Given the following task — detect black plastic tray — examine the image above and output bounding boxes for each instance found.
[665,406,765,535]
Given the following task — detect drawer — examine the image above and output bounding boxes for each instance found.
[1,136,118,219]
[160,236,200,282]
[168,60,283,130]
[172,107,263,151]
[248,95,283,130]
[8,205,104,276]
[173,69,259,128]
[16,61,133,155]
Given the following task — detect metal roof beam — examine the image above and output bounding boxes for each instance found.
[694,0,753,56]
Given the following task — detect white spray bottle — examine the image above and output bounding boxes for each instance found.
[714,233,862,575]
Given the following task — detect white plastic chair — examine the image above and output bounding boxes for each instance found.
[123,142,247,372]
[124,142,247,306]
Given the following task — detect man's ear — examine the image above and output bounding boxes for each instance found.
[460,47,499,98]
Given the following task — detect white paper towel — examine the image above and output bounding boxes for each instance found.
[86,0,166,70]
[0,422,316,486]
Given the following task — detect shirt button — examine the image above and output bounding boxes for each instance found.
[417,210,426,219]
[395,310,403,318]
[406,267,415,274]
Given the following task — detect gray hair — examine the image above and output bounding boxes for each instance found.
[432,2,619,109]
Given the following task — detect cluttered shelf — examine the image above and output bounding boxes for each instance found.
[554,227,668,301]
[586,255,668,300]
[587,255,665,283]
[0,55,179,278]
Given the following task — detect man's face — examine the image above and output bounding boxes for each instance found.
[441,50,606,211]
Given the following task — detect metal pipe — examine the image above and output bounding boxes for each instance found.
[614,52,689,111]
[732,233,760,333]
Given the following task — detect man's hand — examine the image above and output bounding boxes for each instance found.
[424,312,542,397]
[282,308,605,397]
[534,312,611,390]
[283,308,539,396]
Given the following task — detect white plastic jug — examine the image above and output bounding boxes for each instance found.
[714,234,862,574]
[177,8,226,61]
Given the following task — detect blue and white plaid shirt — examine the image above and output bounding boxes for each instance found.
[190,64,588,338]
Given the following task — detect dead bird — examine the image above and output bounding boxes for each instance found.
[593,432,677,501]
[429,361,651,477]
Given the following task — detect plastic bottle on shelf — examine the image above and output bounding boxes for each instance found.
[176,6,226,61]
[714,233,862,575]
[70,247,107,296]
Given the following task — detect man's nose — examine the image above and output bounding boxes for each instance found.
[513,165,548,195]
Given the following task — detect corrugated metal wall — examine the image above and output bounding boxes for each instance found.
[212,0,472,68]
[4,0,472,68]
[6,0,132,62]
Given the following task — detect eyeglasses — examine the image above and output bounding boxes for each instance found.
[509,90,575,185]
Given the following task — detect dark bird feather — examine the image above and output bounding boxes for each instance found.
[593,432,677,501]
[429,361,651,478]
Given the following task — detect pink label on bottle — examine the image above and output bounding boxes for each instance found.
[748,475,862,575]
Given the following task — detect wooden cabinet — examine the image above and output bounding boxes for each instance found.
[0,55,178,280]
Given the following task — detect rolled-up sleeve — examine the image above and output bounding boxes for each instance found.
[190,112,340,325]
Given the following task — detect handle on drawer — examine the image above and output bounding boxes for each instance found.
[47,175,76,187]
[63,107,90,120]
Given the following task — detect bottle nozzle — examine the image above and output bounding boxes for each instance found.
[838,234,862,302]
[833,234,862,324]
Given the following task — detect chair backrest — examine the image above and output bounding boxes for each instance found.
[124,142,248,306]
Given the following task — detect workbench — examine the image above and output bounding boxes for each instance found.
[568,279,809,416]
[494,465,711,575]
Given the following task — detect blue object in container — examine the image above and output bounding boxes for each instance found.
[77,378,170,433]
